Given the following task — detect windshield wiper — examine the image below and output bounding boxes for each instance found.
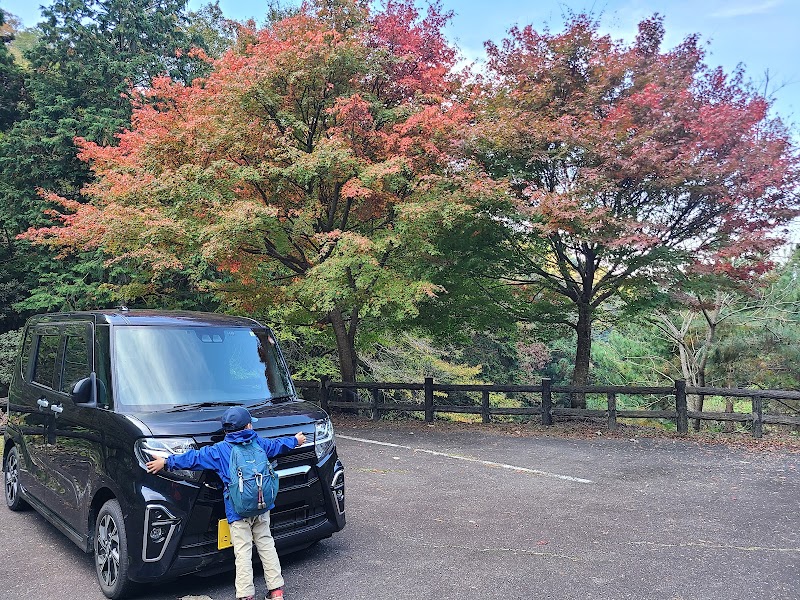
[270,394,295,404]
[165,401,242,412]
[249,395,295,408]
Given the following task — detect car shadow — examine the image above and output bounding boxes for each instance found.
[124,539,333,599]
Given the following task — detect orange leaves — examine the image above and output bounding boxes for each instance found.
[341,178,376,200]
[369,0,457,103]
[20,192,105,256]
[20,190,186,273]
[328,94,380,158]
[21,0,486,339]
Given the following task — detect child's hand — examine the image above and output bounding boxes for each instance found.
[146,456,166,474]
[295,432,307,446]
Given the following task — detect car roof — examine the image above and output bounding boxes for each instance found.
[26,309,264,328]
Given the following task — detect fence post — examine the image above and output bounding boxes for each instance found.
[424,377,434,423]
[320,376,330,413]
[541,378,553,426]
[752,395,763,439]
[482,390,490,424]
[607,392,617,431]
[371,387,381,421]
[675,379,688,435]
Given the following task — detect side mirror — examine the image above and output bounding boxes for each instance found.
[71,375,97,407]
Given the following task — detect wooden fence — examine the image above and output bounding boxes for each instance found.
[294,378,800,438]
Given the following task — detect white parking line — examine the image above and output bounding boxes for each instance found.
[338,434,593,484]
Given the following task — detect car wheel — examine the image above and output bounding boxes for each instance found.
[94,499,133,599]
[4,446,29,511]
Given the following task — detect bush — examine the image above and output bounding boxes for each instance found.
[0,328,23,397]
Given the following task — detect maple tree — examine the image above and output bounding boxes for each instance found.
[24,0,486,382]
[474,15,800,406]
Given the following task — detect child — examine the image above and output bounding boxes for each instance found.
[145,406,306,600]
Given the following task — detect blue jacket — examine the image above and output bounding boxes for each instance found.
[166,428,299,523]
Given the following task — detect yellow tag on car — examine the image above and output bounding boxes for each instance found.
[218,518,232,549]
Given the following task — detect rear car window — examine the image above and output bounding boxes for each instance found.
[61,332,90,394]
[32,334,60,388]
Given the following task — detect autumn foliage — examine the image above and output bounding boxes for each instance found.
[21,6,800,387]
[473,15,800,401]
[24,0,489,381]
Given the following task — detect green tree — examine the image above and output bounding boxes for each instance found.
[185,1,237,59]
[0,327,22,396]
[665,250,800,423]
[0,9,28,331]
[0,9,25,131]
[0,0,212,327]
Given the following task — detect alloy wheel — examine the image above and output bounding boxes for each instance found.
[96,513,121,588]
[4,451,19,506]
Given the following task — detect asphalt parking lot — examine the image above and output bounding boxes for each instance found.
[2,419,798,600]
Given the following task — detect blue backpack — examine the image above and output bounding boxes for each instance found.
[227,439,279,518]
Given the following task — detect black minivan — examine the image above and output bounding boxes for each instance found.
[2,309,345,599]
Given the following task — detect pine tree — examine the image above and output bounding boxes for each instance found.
[0,0,212,326]
[0,10,25,131]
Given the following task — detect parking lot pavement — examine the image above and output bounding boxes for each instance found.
[2,420,798,600]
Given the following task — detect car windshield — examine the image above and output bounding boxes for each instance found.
[113,326,294,411]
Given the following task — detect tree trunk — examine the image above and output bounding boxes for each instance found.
[723,398,735,433]
[693,371,706,432]
[329,308,358,383]
[571,302,592,409]
[679,347,702,423]
[692,309,718,431]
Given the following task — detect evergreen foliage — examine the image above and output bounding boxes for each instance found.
[0,10,25,131]
[0,327,22,395]
[0,0,217,330]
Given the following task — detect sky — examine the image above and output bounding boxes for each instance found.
[3,0,799,127]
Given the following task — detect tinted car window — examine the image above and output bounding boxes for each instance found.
[20,327,34,381]
[95,324,112,408]
[32,334,60,388]
[60,332,90,394]
[113,326,293,410]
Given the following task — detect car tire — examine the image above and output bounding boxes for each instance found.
[4,446,29,511]
[94,499,133,599]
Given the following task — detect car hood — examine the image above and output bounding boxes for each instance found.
[129,400,327,438]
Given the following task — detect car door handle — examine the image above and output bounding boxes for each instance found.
[50,404,63,414]
[37,398,49,409]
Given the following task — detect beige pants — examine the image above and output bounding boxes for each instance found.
[229,512,284,598]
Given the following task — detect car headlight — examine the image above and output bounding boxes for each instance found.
[315,418,335,460]
[134,437,202,483]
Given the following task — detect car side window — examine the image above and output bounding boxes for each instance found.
[32,334,60,388]
[20,327,34,382]
[95,324,112,408]
[61,331,90,394]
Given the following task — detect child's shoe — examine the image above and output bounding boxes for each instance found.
[267,588,284,600]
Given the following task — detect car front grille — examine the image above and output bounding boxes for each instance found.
[177,446,328,557]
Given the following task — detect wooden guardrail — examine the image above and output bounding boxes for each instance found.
[293,378,800,438]
[4,383,798,440]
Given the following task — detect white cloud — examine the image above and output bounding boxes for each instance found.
[710,0,782,18]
